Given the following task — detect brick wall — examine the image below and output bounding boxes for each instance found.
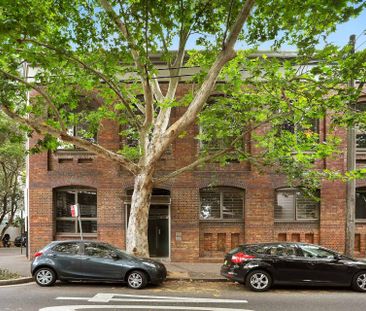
[27,91,366,261]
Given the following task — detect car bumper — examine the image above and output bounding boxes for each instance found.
[149,266,167,285]
[220,264,247,284]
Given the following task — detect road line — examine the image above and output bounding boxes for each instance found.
[40,305,254,311]
[57,293,248,304]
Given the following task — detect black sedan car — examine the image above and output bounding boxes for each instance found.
[31,240,166,289]
[221,242,366,292]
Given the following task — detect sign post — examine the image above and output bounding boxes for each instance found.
[70,204,83,240]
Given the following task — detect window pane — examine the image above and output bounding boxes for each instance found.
[84,243,115,258]
[356,191,366,219]
[299,245,336,259]
[296,191,319,220]
[56,220,76,233]
[200,190,220,219]
[222,191,243,219]
[79,220,97,233]
[356,134,366,149]
[56,191,75,217]
[53,242,80,255]
[275,191,295,220]
[78,191,97,217]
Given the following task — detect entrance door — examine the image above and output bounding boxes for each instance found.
[148,205,169,257]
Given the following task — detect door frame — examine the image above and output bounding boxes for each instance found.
[124,198,171,260]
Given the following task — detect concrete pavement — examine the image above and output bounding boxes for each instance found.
[0,247,225,285]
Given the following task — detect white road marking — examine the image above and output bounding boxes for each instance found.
[56,293,248,304]
[40,305,254,311]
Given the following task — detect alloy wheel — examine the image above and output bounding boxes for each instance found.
[250,272,269,290]
[127,272,144,289]
[356,273,366,291]
[35,268,55,286]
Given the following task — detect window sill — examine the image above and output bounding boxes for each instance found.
[54,149,96,157]
[356,220,366,224]
[199,219,243,223]
[55,233,97,237]
[274,220,319,224]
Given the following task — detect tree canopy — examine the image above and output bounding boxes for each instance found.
[1,0,366,256]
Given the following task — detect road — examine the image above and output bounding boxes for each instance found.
[1,280,366,311]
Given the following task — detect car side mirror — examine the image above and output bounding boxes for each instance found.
[111,252,120,260]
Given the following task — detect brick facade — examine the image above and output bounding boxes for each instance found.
[27,90,366,261]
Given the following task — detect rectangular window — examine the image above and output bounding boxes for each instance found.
[55,189,97,234]
[356,190,366,220]
[275,189,319,221]
[200,187,244,220]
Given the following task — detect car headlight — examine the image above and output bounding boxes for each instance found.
[143,261,157,268]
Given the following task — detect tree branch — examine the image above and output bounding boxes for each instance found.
[0,69,66,131]
[152,0,256,163]
[2,106,140,175]
[20,39,142,130]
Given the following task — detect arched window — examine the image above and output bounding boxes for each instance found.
[356,187,366,220]
[275,188,319,221]
[54,187,97,234]
[200,187,244,220]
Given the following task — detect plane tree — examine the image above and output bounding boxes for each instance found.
[1,0,366,256]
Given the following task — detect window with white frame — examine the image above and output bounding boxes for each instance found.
[275,188,319,221]
[200,187,244,220]
[55,188,97,234]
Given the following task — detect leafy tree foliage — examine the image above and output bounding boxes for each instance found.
[0,112,25,241]
[0,0,366,256]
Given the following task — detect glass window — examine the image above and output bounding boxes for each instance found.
[200,187,244,220]
[53,242,80,255]
[273,244,299,257]
[356,189,366,220]
[299,244,336,259]
[54,188,97,234]
[84,243,116,259]
[275,189,319,221]
[356,101,366,150]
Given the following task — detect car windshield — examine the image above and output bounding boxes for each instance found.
[101,243,135,259]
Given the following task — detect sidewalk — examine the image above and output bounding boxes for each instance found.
[0,247,225,284]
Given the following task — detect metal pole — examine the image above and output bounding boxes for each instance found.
[77,204,83,240]
[345,34,356,257]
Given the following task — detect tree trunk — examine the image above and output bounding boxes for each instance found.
[126,169,154,257]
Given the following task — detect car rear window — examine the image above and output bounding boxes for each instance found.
[228,246,244,255]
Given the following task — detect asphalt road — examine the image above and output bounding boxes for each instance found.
[1,280,366,311]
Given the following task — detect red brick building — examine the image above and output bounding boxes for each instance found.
[26,83,366,262]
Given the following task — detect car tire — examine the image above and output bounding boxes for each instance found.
[127,270,148,289]
[246,270,272,292]
[352,271,366,292]
[34,267,57,287]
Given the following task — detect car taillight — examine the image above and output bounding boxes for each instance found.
[231,252,255,264]
[33,251,43,258]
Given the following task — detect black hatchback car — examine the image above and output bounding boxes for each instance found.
[31,240,167,289]
[221,242,366,292]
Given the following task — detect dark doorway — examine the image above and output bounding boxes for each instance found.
[148,205,169,257]
[125,188,171,258]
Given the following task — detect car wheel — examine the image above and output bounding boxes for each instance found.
[352,271,366,292]
[34,268,57,287]
[127,270,148,289]
[246,270,272,292]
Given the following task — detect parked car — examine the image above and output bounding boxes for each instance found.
[14,234,27,247]
[221,242,366,292]
[31,240,167,289]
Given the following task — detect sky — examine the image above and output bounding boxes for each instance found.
[183,9,366,51]
[258,9,366,51]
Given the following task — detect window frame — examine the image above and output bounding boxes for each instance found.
[199,187,244,221]
[356,188,366,222]
[54,187,97,236]
[274,188,320,222]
